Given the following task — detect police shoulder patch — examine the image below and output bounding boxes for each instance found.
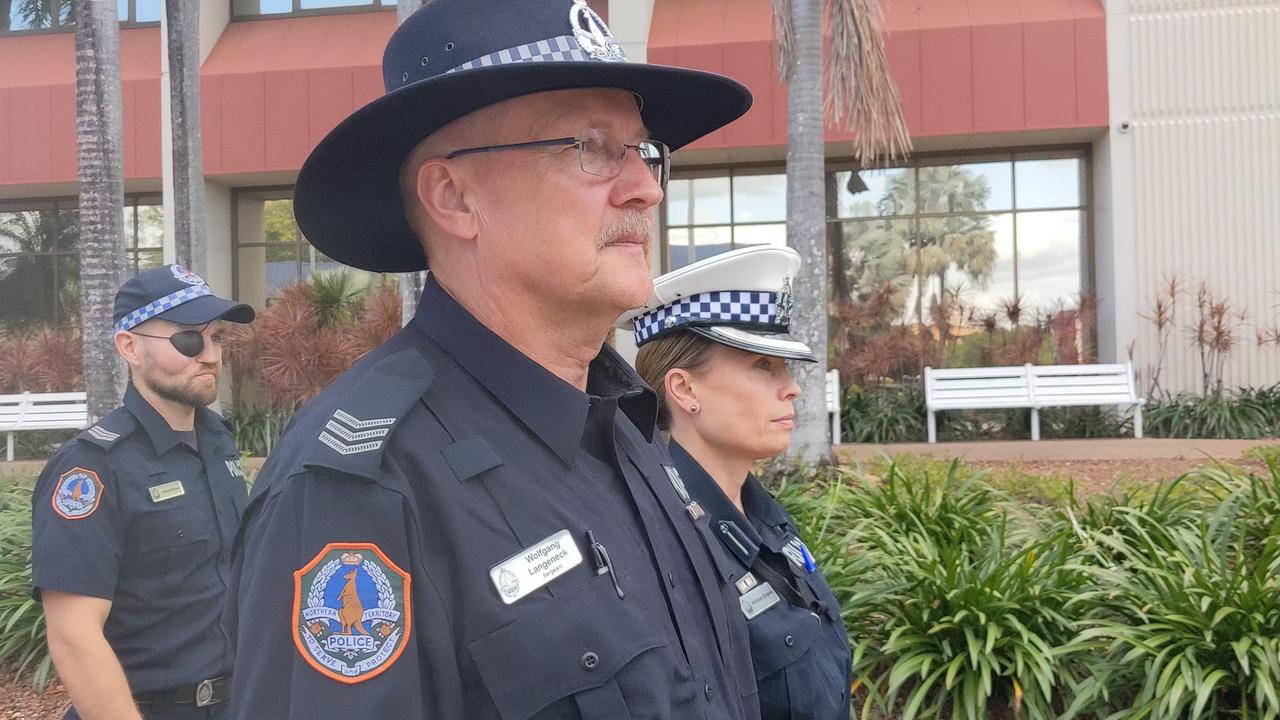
[293,543,411,684]
[51,467,105,520]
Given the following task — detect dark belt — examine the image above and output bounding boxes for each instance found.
[134,675,231,708]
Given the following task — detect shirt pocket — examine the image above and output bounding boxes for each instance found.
[467,575,667,720]
[127,506,215,587]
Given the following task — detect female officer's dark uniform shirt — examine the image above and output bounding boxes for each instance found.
[30,386,249,694]
[670,441,852,720]
[226,277,759,720]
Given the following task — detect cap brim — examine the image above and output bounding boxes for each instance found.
[294,61,751,273]
[689,326,817,362]
[152,294,256,327]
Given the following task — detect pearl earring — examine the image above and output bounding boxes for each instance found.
[689,404,699,413]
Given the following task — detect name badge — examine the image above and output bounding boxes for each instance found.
[489,529,583,605]
[739,581,782,620]
[147,480,185,503]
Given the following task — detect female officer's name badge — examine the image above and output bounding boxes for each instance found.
[489,529,583,605]
[52,467,104,520]
[293,543,411,684]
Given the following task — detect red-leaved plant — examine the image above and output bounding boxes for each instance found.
[224,276,402,412]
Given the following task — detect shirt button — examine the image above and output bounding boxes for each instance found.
[784,635,795,647]
[704,684,713,700]
[580,652,600,671]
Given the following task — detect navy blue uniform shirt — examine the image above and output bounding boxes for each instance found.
[227,277,759,720]
[670,441,852,720]
[31,386,248,694]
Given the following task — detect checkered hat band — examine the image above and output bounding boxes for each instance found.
[114,285,213,333]
[446,35,602,74]
[633,291,779,345]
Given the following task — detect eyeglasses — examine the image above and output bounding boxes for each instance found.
[445,129,670,189]
[130,326,224,358]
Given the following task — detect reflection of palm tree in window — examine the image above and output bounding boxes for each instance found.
[2,0,72,31]
[845,167,997,328]
[0,209,79,326]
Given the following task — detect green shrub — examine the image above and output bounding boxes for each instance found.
[224,405,291,457]
[1147,391,1274,439]
[9,429,77,461]
[1072,498,1280,719]
[841,384,927,444]
[0,484,52,689]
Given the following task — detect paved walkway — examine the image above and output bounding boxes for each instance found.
[5,439,1275,476]
[837,438,1271,462]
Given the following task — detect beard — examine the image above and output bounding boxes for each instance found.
[144,368,219,408]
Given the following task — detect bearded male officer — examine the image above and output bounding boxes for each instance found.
[226,0,762,718]
[32,265,255,719]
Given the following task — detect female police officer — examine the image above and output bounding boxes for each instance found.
[624,245,853,720]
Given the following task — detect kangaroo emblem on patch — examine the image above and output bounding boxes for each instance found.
[294,543,411,684]
[52,467,104,520]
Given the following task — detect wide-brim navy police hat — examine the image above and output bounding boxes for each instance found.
[617,246,817,363]
[292,0,752,273]
[113,265,255,333]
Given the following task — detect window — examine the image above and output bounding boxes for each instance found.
[829,150,1088,327]
[0,195,162,327]
[662,170,787,271]
[231,0,397,19]
[1,0,158,33]
[232,188,383,309]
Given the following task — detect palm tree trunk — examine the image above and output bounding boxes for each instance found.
[166,0,207,272]
[397,0,426,327]
[75,0,127,420]
[784,0,832,461]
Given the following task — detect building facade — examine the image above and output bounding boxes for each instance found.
[1,0,1278,394]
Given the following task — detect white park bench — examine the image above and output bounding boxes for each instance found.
[825,369,841,444]
[923,363,1144,444]
[0,391,90,462]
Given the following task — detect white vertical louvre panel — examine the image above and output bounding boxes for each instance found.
[1119,0,1280,393]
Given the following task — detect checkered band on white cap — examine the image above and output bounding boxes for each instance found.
[633,291,780,345]
[445,35,615,74]
[114,285,212,333]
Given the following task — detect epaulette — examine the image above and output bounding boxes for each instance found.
[300,344,435,480]
[75,407,139,450]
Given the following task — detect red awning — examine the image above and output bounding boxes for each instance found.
[647,0,1108,151]
[0,27,161,187]
[200,12,394,176]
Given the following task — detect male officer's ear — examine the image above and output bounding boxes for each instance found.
[417,158,482,242]
[114,330,143,371]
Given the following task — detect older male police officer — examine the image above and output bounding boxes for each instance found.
[32,265,255,720]
[226,0,763,718]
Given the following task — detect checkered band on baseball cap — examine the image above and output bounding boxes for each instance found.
[632,290,781,345]
[113,285,213,333]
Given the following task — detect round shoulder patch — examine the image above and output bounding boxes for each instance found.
[51,467,104,520]
[293,543,412,684]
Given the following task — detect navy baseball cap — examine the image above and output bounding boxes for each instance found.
[113,265,255,333]
[292,0,751,273]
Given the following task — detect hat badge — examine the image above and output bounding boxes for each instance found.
[170,264,206,286]
[570,0,624,62]
[777,275,794,327]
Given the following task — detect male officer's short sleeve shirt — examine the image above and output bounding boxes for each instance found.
[227,278,759,720]
[31,387,249,693]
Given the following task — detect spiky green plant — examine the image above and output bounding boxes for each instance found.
[0,483,54,689]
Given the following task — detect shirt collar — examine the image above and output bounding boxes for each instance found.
[668,440,793,552]
[413,276,656,467]
[123,384,212,456]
